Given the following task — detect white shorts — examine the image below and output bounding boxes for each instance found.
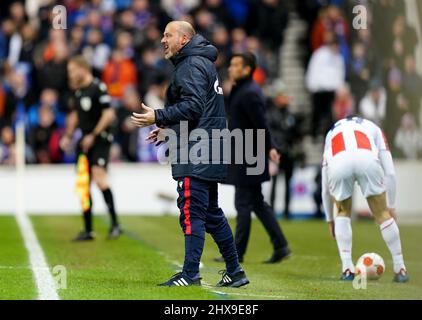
[326,151,386,201]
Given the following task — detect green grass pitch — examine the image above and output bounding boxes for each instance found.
[0,215,421,300]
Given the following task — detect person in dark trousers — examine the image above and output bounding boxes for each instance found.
[60,56,122,241]
[222,53,291,264]
[266,80,304,219]
[130,21,248,288]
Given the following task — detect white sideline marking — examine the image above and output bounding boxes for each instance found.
[15,213,60,300]
[201,282,288,300]
[15,122,59,300]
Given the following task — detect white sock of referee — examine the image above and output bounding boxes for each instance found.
[380,218,406,273]
[335,216,355,273]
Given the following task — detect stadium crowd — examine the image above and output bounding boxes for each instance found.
[300,0,422,159]
[0,0,421,165]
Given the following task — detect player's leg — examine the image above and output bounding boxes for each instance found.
[91,165,121,238]
[333,197,355,278]
[233,186,254,261]
[251,184,290,264]
[206,183,248,287]
[160,177,207,286]
[366,193,408,282]
[359,156,408,282]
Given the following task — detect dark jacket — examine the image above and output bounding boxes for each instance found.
[266,101,303,159]
[155,34,227,182]
[225,77,273,186]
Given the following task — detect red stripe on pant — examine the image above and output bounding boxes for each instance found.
[183,177,192,235]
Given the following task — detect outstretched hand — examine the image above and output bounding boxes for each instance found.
[131,103,156,127]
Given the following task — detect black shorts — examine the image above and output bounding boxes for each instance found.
[77,135,112,170]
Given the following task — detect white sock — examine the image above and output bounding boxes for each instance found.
[335,217,355,273]
[380,218,406,273]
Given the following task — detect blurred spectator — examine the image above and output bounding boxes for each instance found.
[82,28,111,78]
[384,67,408,146]
[266,80,304,218]
[28,104,60,163]
[34,36,69,94]
[68,25,85,56]
[27,88,65,129]
[394,113,422,159]
[102,49,137,100]
[161,0,199,20]
[310,5,349,58]
[193,7,216,40]
[18,22,37,65]
[0,125,15,164]
[306,35,345,137]
[333,84,354,121]
[389,15,417,69]
[359,81,387,126]
[190,0,234,30]
[246,0,288,51]
[116,87,141,161]
[144,74,168,110]
[349,41,371,105]
[402,55,422,125]
[2,67,35,126]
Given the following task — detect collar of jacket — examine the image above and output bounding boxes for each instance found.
[169,34,217,66]
[233,76,253,88]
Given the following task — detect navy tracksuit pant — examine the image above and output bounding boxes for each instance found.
[176,177,240,278]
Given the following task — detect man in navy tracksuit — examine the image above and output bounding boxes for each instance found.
[131,21,248,288]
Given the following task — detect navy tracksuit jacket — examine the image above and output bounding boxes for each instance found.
[155,35,240,278]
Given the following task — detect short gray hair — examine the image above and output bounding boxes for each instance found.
[171,21,196,39]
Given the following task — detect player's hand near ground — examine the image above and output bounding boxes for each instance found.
[328,221,335,240]
[81,133,95,153]
[131,103,156,127]
[269,148,281,165]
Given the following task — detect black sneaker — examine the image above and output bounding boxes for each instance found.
[107,225,123,239]
[216,270,249,288]
[263,247,292,264]
[340,269,355,281]
[72,231,95,241]
[158,272,201,287]
[213,256,243,263]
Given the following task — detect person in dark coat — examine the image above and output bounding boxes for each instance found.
[266,80,304,219]
[131,21,248,288]
[223,52,291,263]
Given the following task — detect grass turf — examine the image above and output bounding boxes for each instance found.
[2,214,421,300]
[0,216,36,299]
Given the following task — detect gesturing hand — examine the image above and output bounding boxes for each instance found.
[146,128,167,146]
[131,103,156,127]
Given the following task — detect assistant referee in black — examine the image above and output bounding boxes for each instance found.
[60,56,122,241]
